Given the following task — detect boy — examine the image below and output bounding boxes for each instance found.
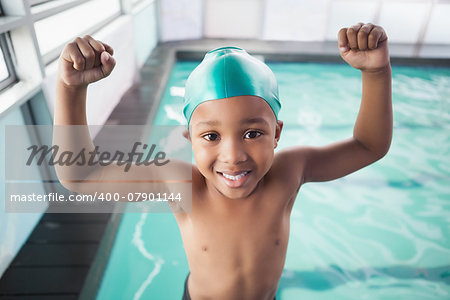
[54,22,392,300]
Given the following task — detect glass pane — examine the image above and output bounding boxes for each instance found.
[34,0,120,56]
[132,0,148,5]
[28,0,57,7]
[378,1,429,44]
[326,0,378,41]
[204,0,261,39]
[264,0,328,41]
[424,3,450,44]
[0,46,10,82]
[30,0,73,13]
[159,0,202,41]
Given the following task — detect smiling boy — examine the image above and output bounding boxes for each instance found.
[54,22,392,300]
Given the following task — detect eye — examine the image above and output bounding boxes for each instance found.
[202,133,219,141]
[244,131,262,139]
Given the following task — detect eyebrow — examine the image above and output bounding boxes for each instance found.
[194,117,270,128]
[242,117,270,126]
[194,120,220,128]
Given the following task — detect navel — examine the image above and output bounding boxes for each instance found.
[201,245,208,252]
[275,239,281,246]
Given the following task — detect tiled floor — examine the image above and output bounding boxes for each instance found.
[0,213,109,299]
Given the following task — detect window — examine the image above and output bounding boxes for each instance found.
[28,0,57,6]
[0,39,9,82]
[0,0,122,98]
[30,0,121,64]
[0,3,17,91]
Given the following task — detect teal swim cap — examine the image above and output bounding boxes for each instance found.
[183,46,281,127]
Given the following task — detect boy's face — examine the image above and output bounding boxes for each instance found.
[186,95,283,200]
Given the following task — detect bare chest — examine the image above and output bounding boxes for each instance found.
[179,192,295,269]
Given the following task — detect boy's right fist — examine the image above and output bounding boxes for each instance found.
[58,35,115,88]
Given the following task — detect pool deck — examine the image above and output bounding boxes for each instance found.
[0,38,449,299]
[155,38,450,65]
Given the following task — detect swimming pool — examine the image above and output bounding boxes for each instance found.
[96,60,450,299]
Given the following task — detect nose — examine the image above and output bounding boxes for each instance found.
[218,137,247,164]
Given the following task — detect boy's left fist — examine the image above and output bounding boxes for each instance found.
[338,23,389,72]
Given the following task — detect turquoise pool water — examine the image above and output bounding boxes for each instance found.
[96,61,450,299]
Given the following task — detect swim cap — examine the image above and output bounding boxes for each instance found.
[183,46,281,127]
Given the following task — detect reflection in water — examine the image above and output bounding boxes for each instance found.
[132,211,164,300]
[279,264,450,291]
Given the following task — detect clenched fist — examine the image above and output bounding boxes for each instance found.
[338,23,389,72]
[58,35,116,88]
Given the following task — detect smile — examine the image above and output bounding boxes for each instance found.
[217,170,251,188]
[220,171,249,181]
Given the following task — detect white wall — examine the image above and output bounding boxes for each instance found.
[205,0,263,39]
[325,0,379,40]
[158,0,450,47]
[264,0,329,41]
[134,1,159,68]
[423,2,450,44]
[158,0,203,42]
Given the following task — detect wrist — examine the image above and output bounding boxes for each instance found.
[56,76,88,94]
[361,63,391,76]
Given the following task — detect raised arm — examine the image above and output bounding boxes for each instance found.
[53,35,116,192]
[282,23,392,184]
[53,36,192,208]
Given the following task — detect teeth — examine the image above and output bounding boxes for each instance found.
[221,171,248,181]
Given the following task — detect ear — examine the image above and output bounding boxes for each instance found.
[182,129,191,143]
[274,120,283,149]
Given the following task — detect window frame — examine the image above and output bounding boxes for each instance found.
[40,8,121,65]
[28,0,56,6]
[0,32,17,92]
[29,0,122,65]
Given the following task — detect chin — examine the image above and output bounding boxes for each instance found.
[222,189,253,200]
[217,179,261,200]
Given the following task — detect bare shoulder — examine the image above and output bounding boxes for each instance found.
[167,161,205,216]
[265,146,310,197]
